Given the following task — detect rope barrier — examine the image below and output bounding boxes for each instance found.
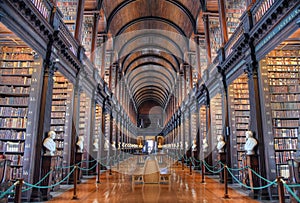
[23,167,75,189]
[226,167,277,190]
[78,163,98,171]
[0,181,18,199]
[203,160,221,169]
[247,167,274,184]
[281,179,300,203]
[203,161,224,174]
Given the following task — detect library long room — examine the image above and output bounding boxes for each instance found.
[0,0,299,202]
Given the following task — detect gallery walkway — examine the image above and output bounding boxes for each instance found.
[44,163,263,203]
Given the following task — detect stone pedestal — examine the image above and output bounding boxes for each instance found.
[246,155,259,199]
[218,152,226,183]
[41,155,57,201]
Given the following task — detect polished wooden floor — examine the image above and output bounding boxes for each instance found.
[46,162,260,203]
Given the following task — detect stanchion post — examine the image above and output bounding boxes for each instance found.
[277,177,285,203]
[72,165,79,200]
[14,179,23,203]
[97,162,101,183]
[201,161,205,183]
[182,157,184,170]
[189,158,192,175]
[223,164,229,199]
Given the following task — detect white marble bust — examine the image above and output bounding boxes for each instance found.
[244,131,258,155]
[192,139,197,152]
[202,138,209,153]
[104,139,110,151]
[43,131,56,156]
[76,136,84,153]
[93,138,99,152]
[217,135,226,153]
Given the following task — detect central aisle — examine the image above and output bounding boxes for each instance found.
[46,163,260,203]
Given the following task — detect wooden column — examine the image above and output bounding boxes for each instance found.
[205,93,213,173]
[68,78,81,184]
[245,63,269,199]
[203,15,212,64]
[217,67,232,182]
[74,0,85,43]
[218,0,228,45]
[30,31,57,202]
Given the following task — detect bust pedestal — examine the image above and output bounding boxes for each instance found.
[218,152,226,183]
[41,155,57,201]
[246,155,259,199]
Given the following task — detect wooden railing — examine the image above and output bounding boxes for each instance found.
[225,24,244,58]
[30,0,52,20]
[252,0,276,24]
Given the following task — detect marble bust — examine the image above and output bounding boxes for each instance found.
[76,136,84,153]
[93,138,99,152]
[202,138,209,153]
[192,139,197,152]
[216,135,226,153]
[244,131,258,155]
[43,131,56,156]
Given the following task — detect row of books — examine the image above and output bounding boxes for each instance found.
[51,112,65,118]
[0,61,32,67]
[0,97,29,105]
[274,138,297,150]
[51,119,65,125]
[266,59,300,65]
[0,141,25,152]
[274,128,298,137]
[51,106,66,111]
[267,49,300,57]
[0,53,33,60]
[268,72,299,78]
[0,118,27,128]
[52,94,69,99]
[52,100,67,106]
[271,94,300,102]
[232,104,250,110]
[235,117,250,123]
[271,102,300,109]
[0,47,32,53]
[269,78,299,85]
[275,151,295,164]
[0,107,28,117]
[273,119,299,127]
[0,86,30,94]
[5,154,23,165]
[0,130,25,140]
[272,110,300,118]
[269,85,299,93]
[0,76,32,85]
[0,68,34,75]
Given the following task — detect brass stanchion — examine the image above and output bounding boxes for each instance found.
[277,177,285,203]
[14,179,23,203]
[97,162,101,183]
[201,161,205,183]
[72,165,79,200]
[182,157,184,170]
[223,165,229,199]
[189,159,192,175]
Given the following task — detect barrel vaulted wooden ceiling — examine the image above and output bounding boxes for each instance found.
[84,0,219,111]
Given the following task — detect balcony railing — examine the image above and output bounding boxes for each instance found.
[30,0,51,20]
[252,0,276,24]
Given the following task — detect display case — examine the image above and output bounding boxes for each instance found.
[210,94,223,165]
[260,49,300,179]
[50,72,73,188]
[0,45,42,198]
[228,75,250,182]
